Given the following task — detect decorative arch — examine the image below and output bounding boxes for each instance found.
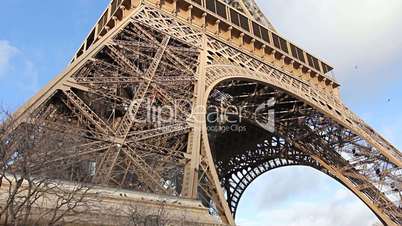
[199,65,401,225]
[224,148,323,216]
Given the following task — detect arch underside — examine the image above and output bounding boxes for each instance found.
[206,78,402,225]
[212,128,325,216]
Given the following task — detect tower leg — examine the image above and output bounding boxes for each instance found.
[182,35,208,199]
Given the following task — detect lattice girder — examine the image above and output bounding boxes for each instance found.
[3,2,401,226]
[3,8,199,203]
[206,77,402,225]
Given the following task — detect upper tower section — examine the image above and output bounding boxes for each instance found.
[224,0,276,31]
[70,0,339,96]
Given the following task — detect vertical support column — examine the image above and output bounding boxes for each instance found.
[119,5,127,18]
[202,12,207,29]
[296,65,303,78]
[172,0,177,14]
[215,20,221,35]
[259,44,266,58]
[280,55,286,70]
[187,5,193,21]
[227,26,233,41]
[181,35,208,199]
[239,32,245,47]
[251,38,256,53]
[267,49,276,64]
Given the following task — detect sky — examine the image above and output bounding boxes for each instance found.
[0,0,401,226]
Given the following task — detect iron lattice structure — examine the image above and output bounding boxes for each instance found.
[3,0,401,225]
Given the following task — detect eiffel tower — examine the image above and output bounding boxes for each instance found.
[3,0,401,225]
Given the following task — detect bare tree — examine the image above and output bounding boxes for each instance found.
[120,199,210,226]
[0,107,93,226]
[108,199,175,226]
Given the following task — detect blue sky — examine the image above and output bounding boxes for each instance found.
[0,0,401,226]
[0,0,110,109]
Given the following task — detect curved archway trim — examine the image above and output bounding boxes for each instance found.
[200,66,401,226]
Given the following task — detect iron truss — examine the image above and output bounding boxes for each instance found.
[207,80,401,224]
[2,1,401,226]
[4,21,198,195]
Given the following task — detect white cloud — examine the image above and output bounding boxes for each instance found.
[253,167,328,209]
[18,60,39,94]
[248,199,379,226]
[256,0,402,99]
[0,40,19,77]
[236,167,382,226]
[258,0,402,71]
[0,40,39,102]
